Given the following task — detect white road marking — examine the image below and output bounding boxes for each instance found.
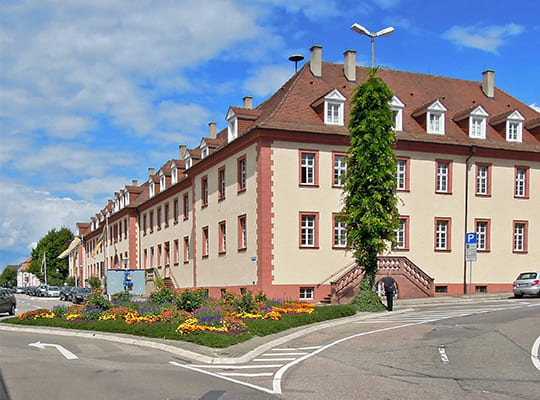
[253,357,296,361]
[219,372,273,377]
[29,341,78,360]
[531,335,540,372]
[169,361,275,395]
[189,364,283,369]
[438,346,450,364]
[262,352,307,356]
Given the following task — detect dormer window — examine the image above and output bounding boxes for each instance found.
[171,165,178,184]
[226,109,238,142]
[389,96,404,131]
[201,145,209,159]
[160,174,166,192]
[506,111,524,142]
[426,100,447,135]
[323,89,346,126]
[124,193,129,207]
[469,106,488,139]
[149,181,155,197]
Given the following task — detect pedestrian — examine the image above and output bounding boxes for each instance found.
[380,272,397,311]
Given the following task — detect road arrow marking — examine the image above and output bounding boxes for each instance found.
[29,341,78,360]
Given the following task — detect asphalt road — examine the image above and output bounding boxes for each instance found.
[0,295,538,399]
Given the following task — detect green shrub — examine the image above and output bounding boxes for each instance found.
[85,290,111,310]
[87,276,102,290]
[150,287,175,305]
[351,288,386,312]
[176,288,208,312]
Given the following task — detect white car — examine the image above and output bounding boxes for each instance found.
[45,286,60,297]
[513,272,540,298]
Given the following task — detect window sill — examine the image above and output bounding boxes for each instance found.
[237,188,246,194]
[299,184,319,188]
[299,246,319,249]
[475,193,491,198]
[435,191,452,195]
[434,249,452,252]
[514,195,529,199]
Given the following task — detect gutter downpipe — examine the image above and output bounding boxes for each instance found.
[463,145,476,294]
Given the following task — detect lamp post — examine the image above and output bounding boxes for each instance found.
[351,23,395,68]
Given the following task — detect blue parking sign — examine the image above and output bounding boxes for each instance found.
[466,232,477,244]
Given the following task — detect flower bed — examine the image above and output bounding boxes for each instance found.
[15,288,318,336]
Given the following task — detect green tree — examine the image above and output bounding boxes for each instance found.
[0,267,17,287]
[342,68,400,308]
[28,227,74,286]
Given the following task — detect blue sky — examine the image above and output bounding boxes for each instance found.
[1,0,539,271]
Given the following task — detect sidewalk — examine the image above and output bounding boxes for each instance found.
[0,291,515,364]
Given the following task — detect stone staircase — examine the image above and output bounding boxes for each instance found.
[322,256,434,304]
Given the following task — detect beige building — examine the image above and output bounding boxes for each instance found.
[73,45,539,302]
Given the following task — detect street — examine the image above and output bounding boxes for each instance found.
[0,295,538,399]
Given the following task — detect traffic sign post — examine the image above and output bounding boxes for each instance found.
[465,233,477,297]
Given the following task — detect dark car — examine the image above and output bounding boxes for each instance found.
[0,288,16,315]
[59,286,75,301]
[71,287,92,304]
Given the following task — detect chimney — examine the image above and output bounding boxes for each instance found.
[148,167,154,176]
[344,50,356,82]
[208,122,217,139]
[482,69,495,98]
[243,96,253,110]
[179,144,187,160]
[310,45,322,78]
[132,179,138,186]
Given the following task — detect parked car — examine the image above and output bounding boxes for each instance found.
[0,288,16,315]
[26,286,39,296]
[45,286,60,297]
[13,286,25,294]
[513,271,540,298]
[71,287,92,304]
[59,286,74,301]
[37,285,49,297]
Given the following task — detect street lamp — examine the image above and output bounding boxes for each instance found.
[351,23,395,68]
[123,256,129,269]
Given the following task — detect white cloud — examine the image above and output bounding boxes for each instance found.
[243,65,292,97]
[0,179,99,255]
[442,23,525,54]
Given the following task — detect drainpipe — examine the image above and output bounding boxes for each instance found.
[463,146,476,294]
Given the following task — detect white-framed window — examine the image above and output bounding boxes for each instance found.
[476,220,489,251]
[218,167,226,200]
[468,106,488,139]
[149,181,155,197]
[238,156,247,192]
[219,221,226,254]
[476,164,490,196]
[395,217,409,250]
[300,213,318,248]
[389,95,404,131]
[436,161,451,193]
[299,287,314,300]
[513,221,527,252]
[300,152,317,185]
[238,215,247,250]
[171,165,178,185]
[226,109,238,142]
[515,167,528,198]
[333,154,347,187]
[323,89,346,126]
[396,159,408,190]
[201,145,209,159]
[505,110,525,142]
[185,156,192,169]
[160,174,166,192]
[333,216,347,248]
[435,218,451,251]
[426,100,447,135]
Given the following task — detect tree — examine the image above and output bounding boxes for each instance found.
[341,68,400,308]
[28,227,74,286]
[0,267,17,288]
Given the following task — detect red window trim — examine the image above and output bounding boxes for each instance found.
[218,220,226,254]
[173,239,179,265]
[434,217,452,252]
[237,156,247,193]
[299,211,319,249]
[183,193,189,220]
[475,162,492,197]
[238,214,247,251]
[202,226,209,258]
[474,218,491,252]
[183,236,189,264]
[514,165,530,199]
[173,198,179,224]
[201,176,209,208]
[512,220,528,253]
[218,166,226,201]
[435,159,453,194]
[299,150,319,187]
[332,152,347,189]
[396,157,410,192]
[395,215,410,251]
